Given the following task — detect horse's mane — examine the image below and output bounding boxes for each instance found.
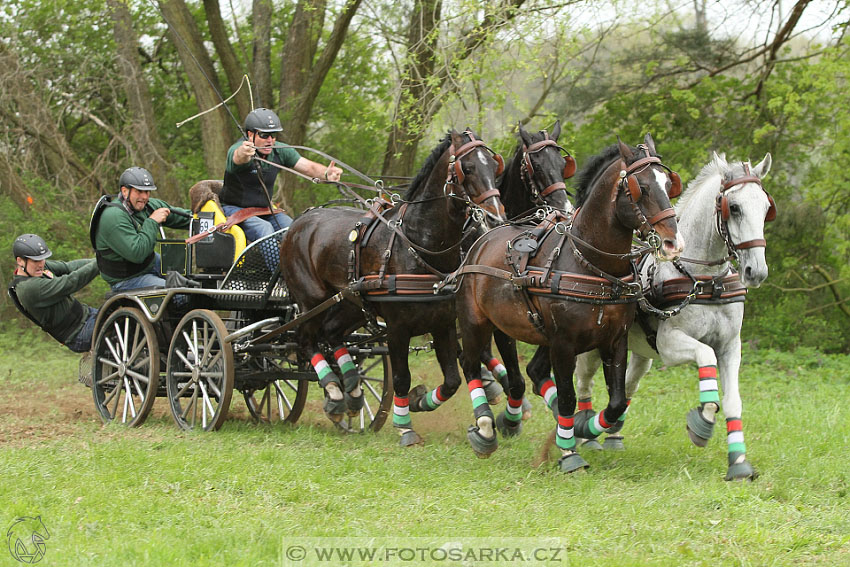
[574,144,627,207]
[675,155,749,213]
[404,132,453,200]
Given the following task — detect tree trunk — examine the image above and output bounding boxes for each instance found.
[203,0,252,120]
[109,0,182,204]
[276,0,363,208]
[252,0,273,109]
[382,0,527,177]
[158,0,232,179]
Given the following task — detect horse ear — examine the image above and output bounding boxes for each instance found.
[753,153,772,179]
[643,133,657,155]
[450,129,464,149]
[551,120,561,141]
[519,125,533,148]
[617,136,634,162]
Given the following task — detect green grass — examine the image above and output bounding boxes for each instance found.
[1,335,849,566]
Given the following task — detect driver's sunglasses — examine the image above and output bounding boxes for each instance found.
[255,131,276,140]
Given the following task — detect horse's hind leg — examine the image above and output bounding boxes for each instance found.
[313,303,364,422]
[492,329,525,438]
[477,346,505,405]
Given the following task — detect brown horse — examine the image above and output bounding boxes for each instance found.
[280,129,505,444]
[455,134,684,469]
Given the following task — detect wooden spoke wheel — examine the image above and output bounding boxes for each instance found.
[91,307,160,427]
[166,309,234,431]
[337,333,393,433]
[242,354,309,424]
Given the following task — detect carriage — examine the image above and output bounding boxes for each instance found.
[81,221,393,432]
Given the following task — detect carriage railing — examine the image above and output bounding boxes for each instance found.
[220,229,289,300]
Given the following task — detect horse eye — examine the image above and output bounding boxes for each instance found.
[729,203,742,215]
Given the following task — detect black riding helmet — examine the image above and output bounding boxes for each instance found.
[244,108,283,133]
[119,166,157,191]
[13,234,52,261]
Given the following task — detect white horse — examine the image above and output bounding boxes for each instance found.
[572,151,775,481]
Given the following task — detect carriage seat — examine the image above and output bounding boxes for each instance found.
[188,179,247,273]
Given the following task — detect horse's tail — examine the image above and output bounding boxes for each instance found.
[532,430,557,468]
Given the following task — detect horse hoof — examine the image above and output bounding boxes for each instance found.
[482,379,503,405]
[725,460,758,482]
[323,397,346,423]
[578,438,603,451]
[602,435,625,451]
[521,396,533,421]
[495,413,522,438]
[407,385,429,413]
[686,407,714,447]
[399,429,424,447]
[344,392,364,416]
[558,452,589,473]
[467,425,498,457]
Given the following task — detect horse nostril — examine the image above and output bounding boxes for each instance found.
[745,266,753,280]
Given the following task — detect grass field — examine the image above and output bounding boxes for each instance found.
[1,330,849,566]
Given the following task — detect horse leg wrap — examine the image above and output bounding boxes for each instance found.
[392,395,412,429]
[495,397,523,437]
[333,346,362,415]
[574,409,614,439]
[485,357,510,392]
[313,353,344,420]
[605,399,630,435]
[538,377,559,421]
[409,384,447,412]
[724,417,757,481]
[467,379,497,456]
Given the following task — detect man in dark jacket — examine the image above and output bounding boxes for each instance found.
[93,166,192,291]
[9,234,99,352]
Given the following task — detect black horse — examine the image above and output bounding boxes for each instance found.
[280,129,505,445]
[407,121,575,420]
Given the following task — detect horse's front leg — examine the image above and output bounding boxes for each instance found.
[655,325,721,450]
[716,335,757,481]
[409,322,463,413]
[458,321,499,458]
[574,337,629,441]
[548,339,589,473]
[387,329,423,447]
[492,329,525,438]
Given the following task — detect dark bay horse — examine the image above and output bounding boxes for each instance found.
[280,129,505,445]
[455,134,684,470]
[413,121,576,416]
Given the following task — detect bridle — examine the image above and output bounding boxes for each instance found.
[714,163,776,256]
[446,132,504,204]
[617,144,680,251]
[521,133,576,203]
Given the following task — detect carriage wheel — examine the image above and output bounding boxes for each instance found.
[243,358,309,424]
[339,335,393,432]
[91,307,160,427]
[166,309,234,431]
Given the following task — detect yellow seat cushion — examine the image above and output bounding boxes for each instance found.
[198,200,247,262]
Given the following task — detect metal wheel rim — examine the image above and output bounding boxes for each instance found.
[91,307,159,427]
[243,370,308,424]
[166,309,234,431]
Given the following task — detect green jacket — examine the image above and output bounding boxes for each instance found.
[94,197,191,285]
[12,259,98,343]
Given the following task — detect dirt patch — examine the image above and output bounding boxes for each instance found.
[0,380,99,446]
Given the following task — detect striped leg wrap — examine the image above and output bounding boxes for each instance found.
[556,415,576,451]
[468,379,491,419]
[539,377,558,411]
[393,395,411,428]
[333,346,359,391]
[577,398,593,412]
[422,385,448,410]
[311,353,338,388]
[698,365,720,406]
[485,357,508,380]
[726,417,746,465]
[618,399,631,422]
[586,410,614,437]
[504,396,523,423]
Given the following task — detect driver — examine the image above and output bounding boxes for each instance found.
[9,234,99,352]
